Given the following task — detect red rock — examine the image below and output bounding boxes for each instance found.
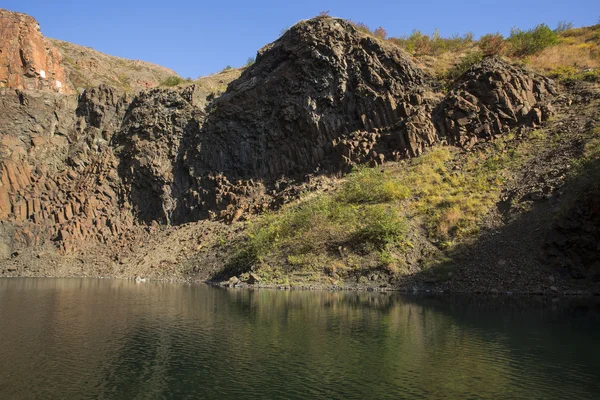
[0,9,73,94]
[4,163,20,191]
[65,203,73,220]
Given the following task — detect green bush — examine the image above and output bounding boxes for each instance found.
[160,76,184,87]
[506,24,559,56]
[352,205,407,250]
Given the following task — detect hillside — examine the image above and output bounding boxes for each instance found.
[0,10,598,295]
[50,39,180,92]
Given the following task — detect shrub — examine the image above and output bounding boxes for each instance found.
[478,33,505,56]
[407,29,431,54]
[352,205,407,250]
[160,76,184,87]
[374,26,387,39]
[388,29,473,56]
[506,24,559,56]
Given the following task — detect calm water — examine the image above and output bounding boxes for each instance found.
[0,279,599,399]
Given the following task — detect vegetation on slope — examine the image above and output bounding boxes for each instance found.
[220,100,600,287]
[348,20,600,87]
[224,144,509,285]
[51,39,180,92]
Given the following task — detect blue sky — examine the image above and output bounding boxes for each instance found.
[3,0,598,78]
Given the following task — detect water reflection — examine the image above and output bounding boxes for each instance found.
[0,279,598,399]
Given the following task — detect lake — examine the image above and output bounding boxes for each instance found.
[0,278,599,399]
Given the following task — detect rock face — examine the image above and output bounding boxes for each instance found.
[0,12,563,258]
[0,9,72,94]
[182,17,443,220]
[189,17,432,182]
[545,191,600,281]
[115,86,203,224]
[0,85,132,255]
[434,57,557,148]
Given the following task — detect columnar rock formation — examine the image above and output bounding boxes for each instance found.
[0,86,132,255]
[434,57,557,148]
[190,17,433,182]
[115,86,203,224]
[0,12,561,259]
[0,9,72,94]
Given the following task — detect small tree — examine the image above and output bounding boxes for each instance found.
[555,21,573,33]
[374,26,387,39]
[506,24,558,56]
[478,33,505,56]
[409,29,431,55]
[319,10,330,17]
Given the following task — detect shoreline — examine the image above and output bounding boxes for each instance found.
[1,273,598,297]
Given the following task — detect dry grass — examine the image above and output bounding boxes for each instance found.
[526,25,600,74]
[194,68,243,94]
[415,48,475,78]
[392,147,506,244]
[384,23,599,81]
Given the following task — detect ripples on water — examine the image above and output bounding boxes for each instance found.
[0,279,599,399]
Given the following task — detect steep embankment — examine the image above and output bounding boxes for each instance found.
[50,39,180,92]
[0,11,598,294]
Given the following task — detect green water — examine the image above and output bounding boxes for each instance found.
[0,279,599,399]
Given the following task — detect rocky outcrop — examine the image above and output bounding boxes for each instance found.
[181,17,444,220]
[0,9,72,94]
[0,12,563,258]
[434,57,557,148]
[0,85,132,255]
[115,86,203,224]
[188,16,431,182]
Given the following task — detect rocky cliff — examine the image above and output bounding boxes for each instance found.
[0,9,71,94]
[180,17,556,222]
[0,12,567,280]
